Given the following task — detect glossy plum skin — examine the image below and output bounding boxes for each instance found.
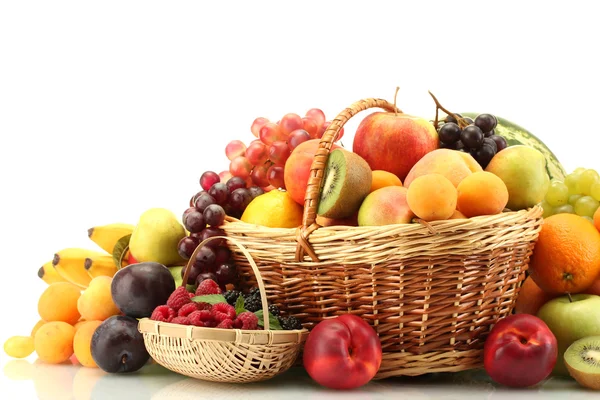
[111,262,175,318]
[91,315,150,373]
[483,314,557,388]
[302,314,382,390]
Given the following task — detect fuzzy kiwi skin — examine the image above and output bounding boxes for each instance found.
[565,335,600,390]
[317,149,372,219]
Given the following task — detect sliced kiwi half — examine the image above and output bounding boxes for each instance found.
[564,335,600,390]
[317,149,372,219]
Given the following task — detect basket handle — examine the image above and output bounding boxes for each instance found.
[295,98,400,262]
[182,235,271,330]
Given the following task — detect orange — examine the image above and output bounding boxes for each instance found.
[528,213,600,295]
[370,170,402,193]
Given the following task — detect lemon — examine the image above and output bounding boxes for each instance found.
[240,189,303,228]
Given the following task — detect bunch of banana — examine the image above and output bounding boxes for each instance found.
[37,223,134,288]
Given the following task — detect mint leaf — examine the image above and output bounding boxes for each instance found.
[255,310,282,330]
[191,294,227,304]
[112,234,131,269]
[235,295,245,315]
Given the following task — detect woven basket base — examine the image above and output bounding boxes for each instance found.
[375,349,482,379]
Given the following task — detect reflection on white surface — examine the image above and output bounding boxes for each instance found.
[1,359,594,400]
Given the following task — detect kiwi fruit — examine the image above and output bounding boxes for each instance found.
[564,335,600,390]
[317,149,372,219]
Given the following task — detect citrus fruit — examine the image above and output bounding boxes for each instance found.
[240,189,303,228]
[528,213,600,295]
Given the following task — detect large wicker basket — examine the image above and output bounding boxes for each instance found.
[138,236,308,383]
[221,97,544,379]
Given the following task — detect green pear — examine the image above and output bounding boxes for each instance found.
[485,145,550,211]
[129,208,187,266]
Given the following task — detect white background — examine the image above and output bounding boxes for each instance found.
[1,1,598,399]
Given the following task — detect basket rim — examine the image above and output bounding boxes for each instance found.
[138,318,308,345]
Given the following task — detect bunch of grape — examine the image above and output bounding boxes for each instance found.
[542,168,600,223]
[222,108,342,190]
[437,113,508,169]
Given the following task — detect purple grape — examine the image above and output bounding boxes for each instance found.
[199,227,226,248]
[177,236,200,260]
[438,122,461,144]
[229,188,252,211]
[484,128,495,138]
[182,264,202,285]
[226,176,247,193]
[195,272,218,287]
[194,245,216,268]
[182,207,196,226]
[460,125,484,149]
[184,210,206,233]
[208,183,229,205]
[473,143,496,168]
[214,246,231,265]
[194,193,216,213]
[474,113,497,133]
[216,262,237,286]
[248,186,265,199]
[490,135,508,152]
[189,191,206,207]
[482,137,497,153]
[203,204,226,227]
[200,171,220,191]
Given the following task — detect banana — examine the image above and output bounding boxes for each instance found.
[37,261,69,285]
[52,248,106,289]
[87,223,135,255]
[84,255,119,278]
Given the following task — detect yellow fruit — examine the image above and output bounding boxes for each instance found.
[370,170,403,193]
[240,189,303,228]
[77,276,121,321]
[87,223,134,254]
[34,321,75,364]
[37,261,68,285]
[4,336,35,358]
[84,255,118,278]
[73,321,102,368]
[38,282,82,325]
[74,320,87,332]
[31,320,46,337]
[53,248,107,288]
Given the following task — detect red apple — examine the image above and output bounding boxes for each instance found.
[302,314,382,390]
[127,251,138,265]
[352,112,439,181]
[484,314,558,388]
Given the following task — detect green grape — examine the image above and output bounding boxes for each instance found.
[554,204,575,214]
[572,167,587,174]
[590,182,600,202]
[569,194,583,205]
[564,173,581,195]
[545,181,569,206]
[583,216,595,224]
[574,195,600,218]
[577,169,599,195]
[541,200,555,218]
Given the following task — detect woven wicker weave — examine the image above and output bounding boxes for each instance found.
[221,97,544,379]
[139,236,308,383]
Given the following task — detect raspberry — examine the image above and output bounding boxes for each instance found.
[235,311,259,330]
[216,319,234,329]
[211,303,236,323]
[167,287,192,311]
[195,302,212,311]
[195,279,222,296]
[171,316,191,325]
[150,305,175,322]
[189,310,213,327]
[188,292,195,298]
[178,302,199,317]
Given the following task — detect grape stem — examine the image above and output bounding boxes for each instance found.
[428,91,470,130]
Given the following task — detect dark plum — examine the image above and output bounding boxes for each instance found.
[111,262,175,318]
[91,315,150,373]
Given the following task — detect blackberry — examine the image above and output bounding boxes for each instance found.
[279,316,303,330]
[243,295,262,312]
[268,304,280,316]
[224,290,242,306]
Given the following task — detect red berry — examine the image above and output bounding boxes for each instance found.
[167,287,192,311]
[195,302,212,311]
[195,279,222,296]
[235,311,259,330]
[188,292,195,298]
[216,319,234,329]
[178,302,199,317]
[211,303,236,323]
[150,305,176,322]
[171,316,191,325]
[189,310,213,327]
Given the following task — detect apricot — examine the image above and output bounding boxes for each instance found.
[77,276,121,321]
[357,186,414,226]
[38,282,82,325]
[31,320,46,337]
[406,174,457,221]
[457,171,509,217]
[448,210,467,219]
[404,149,482,188]
[73,321,102,368]
[34,321,75,364]
[370,170,402,193]
[514,276,557,315]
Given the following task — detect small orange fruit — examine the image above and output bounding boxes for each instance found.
[370,170,402,193]
[514,276,557,315]
[593,206,600,231]
[528,213,600,295]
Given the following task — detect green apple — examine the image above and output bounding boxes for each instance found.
[537,294,600,376]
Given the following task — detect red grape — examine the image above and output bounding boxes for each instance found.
[250,164,270,187]
[177,236,200,260]
[195,272,218,286]
[184,210,206,233]
[216,262,237,286]
[183,264,202,285]
[302,117,319,138]
[189,191,204,207]
[219,170,232,183]
[251,117,269,138]
[229,156,253,179]
[208,183,229,205]
[200,171,220,191]
[214,246,232,265]
[288,129,311,150]
[280,113,303,135]
[194,245,216,268]
[182,206,197,225]
[225,140,246,161]
[226,176,247,192]
[199,227,226,248]
[318,121,344,141]
[267,165,285,189]
[203,204,226,227]
[269,141,291,166]
[248,186,265,199]
[229,188,253,211]
[245,141,269,166]
[261,185,275,192]
[305,108,326,127]
[194,193,216,213]
[259,123,286,146]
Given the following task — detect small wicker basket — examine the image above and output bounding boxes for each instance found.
[138,236,308,383]
[221,97,544,379]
